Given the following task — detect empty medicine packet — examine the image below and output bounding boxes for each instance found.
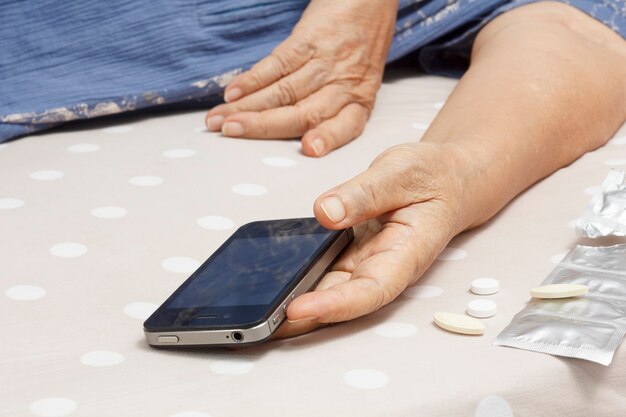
[576,169,626,238]
[565,244,626,272]
[495,244,626,365]
[496,313,625,365]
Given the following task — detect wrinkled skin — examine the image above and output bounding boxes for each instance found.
[275,143,468,337]
[205,0,398,157]
[205,1,626,340]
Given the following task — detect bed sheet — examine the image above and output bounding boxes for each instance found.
[1,70,625,417]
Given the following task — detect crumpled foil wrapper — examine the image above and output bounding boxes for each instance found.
[576,169,626,238]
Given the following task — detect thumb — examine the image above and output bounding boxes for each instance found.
[313,144,439,229]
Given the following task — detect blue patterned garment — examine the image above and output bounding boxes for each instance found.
[1,0,625,143]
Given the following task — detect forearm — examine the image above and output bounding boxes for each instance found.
[422,3,626,233]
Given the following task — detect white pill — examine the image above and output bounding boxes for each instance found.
[530,284,588,299]
[467,299,497,318]
[433,312,485,335]
[470,278,500,295]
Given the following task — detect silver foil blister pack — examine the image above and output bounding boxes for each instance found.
[494,244,626,365]
[576,169,626,238]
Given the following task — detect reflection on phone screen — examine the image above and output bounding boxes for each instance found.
[167,232,332,309]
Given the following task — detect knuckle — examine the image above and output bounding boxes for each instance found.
[316,126,338,148]
[352,177,381,218]
[275,81,297,107]
[298,107,324,132]
[269,39,315,77]
[258,117,270,138]
[357,277,394,312]
[290,39,316,58]
[350,106,369,137]
[269,52,291,78]
[247,70,265,90]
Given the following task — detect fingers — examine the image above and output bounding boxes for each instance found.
[279,201,453,335]
[273,318,324,339]
[223,39,315,102]
[301,103,369,157]
[313,145,441,229]
[207,87,370,157]
[214,84,351,140]
[286,223,420,324]
[206,60,330,130]
[274,270,350,339]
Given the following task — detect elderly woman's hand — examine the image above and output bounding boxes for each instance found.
[275,142,471,337]
[205,0,398,157]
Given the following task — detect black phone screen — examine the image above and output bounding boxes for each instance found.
[165,231,333,310]
[144,218,342,331]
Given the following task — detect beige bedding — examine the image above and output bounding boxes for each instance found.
[1,70,625,417]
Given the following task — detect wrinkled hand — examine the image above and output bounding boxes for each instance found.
[205,0,398,157]
[276,142,471,338]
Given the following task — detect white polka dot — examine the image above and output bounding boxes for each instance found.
[262,156,297,167]
[102,125,133,133]
[129,176,163,186]
[210,359,254,375]
[231,184,266,196]
[68,143,100,153]
[162,257,201,274]
[343,369,389,390]
[124,302,158,320]
[29,397,77,417]
[91,206,127,219]
[194,127,208,133]
[604,158,626,166]
[6,285,46,300]
[433,101,445,110]
[80,350,125,367]
[171,412,211,417]
[584,186,601,196]
[197,215,234,230]
[373,322,418,338]
[551,252,567,264]
[0,198,24,209]
[163,149,196,158]
[437,247,467,261]
[403,285,444,299]
[609,136,626,145]
[475,395,514,417]
[411,122,430,130]
[30,170,64,181]
[49,242,87,258]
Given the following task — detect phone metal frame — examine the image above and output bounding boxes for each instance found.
[144,226,353,347]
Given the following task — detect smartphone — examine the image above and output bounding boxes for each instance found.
[144,218,353,347]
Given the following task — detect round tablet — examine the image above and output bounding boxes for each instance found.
[433,312,485,335]
[530,284,588,299]
[467,299,497,318]
[471,278,500,295]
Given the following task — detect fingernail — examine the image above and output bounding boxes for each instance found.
[320,196,346,223]
[224,87,242,103]
[287,316,317,324]
[222,122,245,137]
[311,138,325,156]
[206,115,224,131]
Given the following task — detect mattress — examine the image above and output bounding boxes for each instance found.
[1,69,625,417]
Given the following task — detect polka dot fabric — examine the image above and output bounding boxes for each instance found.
[0,74,624,417]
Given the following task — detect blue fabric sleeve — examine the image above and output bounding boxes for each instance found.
[418,0,626,76]
[1,0,624,143]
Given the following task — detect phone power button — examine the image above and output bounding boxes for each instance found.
[158,335,179,343]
